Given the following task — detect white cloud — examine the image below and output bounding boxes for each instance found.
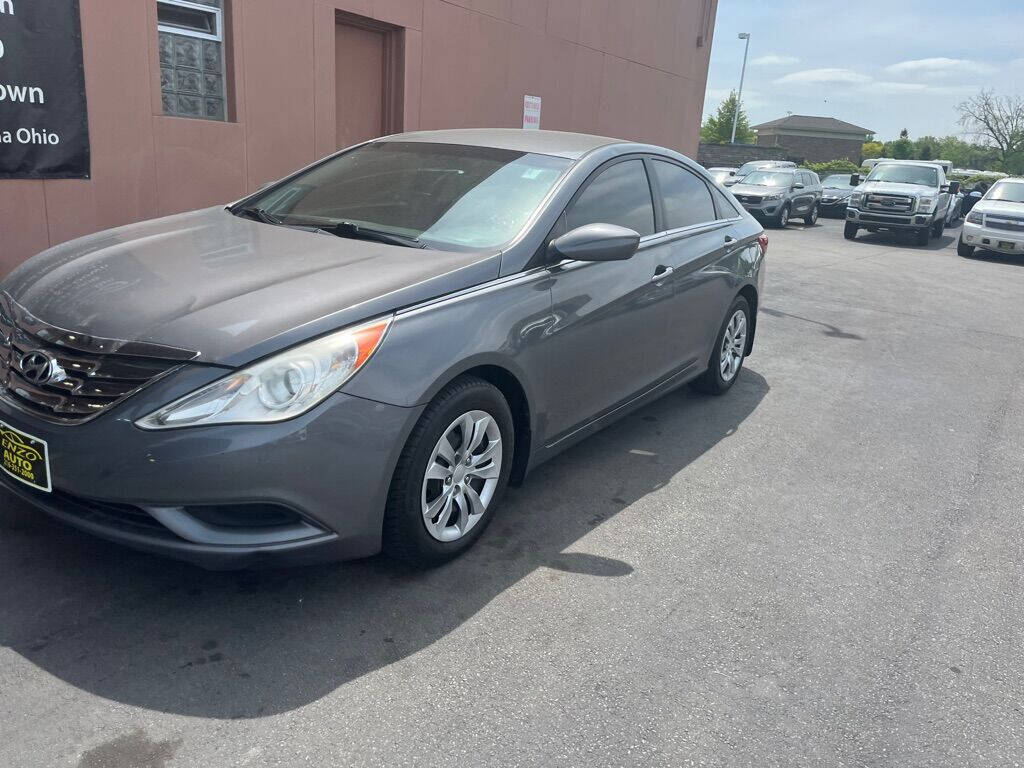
[775,68,872,85]
[885,57,996,78]
[750,54,800,67]
[857,81,978,98]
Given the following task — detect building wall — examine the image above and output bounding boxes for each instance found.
[696,142,791,168]
[0,0,717,274]
[757,132,863,165]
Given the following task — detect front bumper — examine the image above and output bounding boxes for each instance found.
[0,372,423,568]
[846,207,934,230]
[819,198,850,216]
[738,199,784,218]
[961,221,1024,254]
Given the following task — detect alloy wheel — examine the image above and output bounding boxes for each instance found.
[421,410,503,542]
[779,206,789,226]
[719,310,747,382]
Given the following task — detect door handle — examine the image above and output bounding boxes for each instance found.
[651,265,674,283]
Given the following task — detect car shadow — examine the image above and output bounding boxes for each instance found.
[963,249,1024,267]
[847,230,957,251]
[0,369,768,719]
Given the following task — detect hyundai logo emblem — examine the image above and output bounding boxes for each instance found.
[19,350,66,386]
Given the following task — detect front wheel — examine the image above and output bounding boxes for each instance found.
[804,203,819,226]
[383,376,514,567]
[957,234,975,258]
[844,222,859,240]
[690,296,751,396]
[775,204,790,228]
[931,216,945,238]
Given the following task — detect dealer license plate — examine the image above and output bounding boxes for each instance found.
[0,421,52,492]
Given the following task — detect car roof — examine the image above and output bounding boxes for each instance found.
[376,128,624,160]
[873,160,944,168]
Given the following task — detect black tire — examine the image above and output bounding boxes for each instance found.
[844,222,858,240]
[382,376,514,567]
[957,235,975,258]
[915,227,930,246]
[931,216,944,238]
[690,295,751,396]
[804,203,819,226]
[774,204,791,228]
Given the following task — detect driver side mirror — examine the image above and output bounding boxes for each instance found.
[792,182,804,190]
[948,181,961,194]
[549,223,640,263]
[850,173,861,186]
[729,170,736,176]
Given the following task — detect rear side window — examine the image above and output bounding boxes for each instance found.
[806,171,820,186]
[567,159,655,236]
[711,185,740,219]
[651,160,716,229]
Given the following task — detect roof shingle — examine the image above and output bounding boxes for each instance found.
[752,115,874,135]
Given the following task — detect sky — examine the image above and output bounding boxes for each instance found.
[703,0,1024,141]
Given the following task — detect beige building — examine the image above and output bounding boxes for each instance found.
[0,0,719,274]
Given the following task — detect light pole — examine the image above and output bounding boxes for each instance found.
[730,32,751,144]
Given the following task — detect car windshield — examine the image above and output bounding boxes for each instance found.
[741,171,793,187]
[240,141,572,250]
[736,162,768,177]
[866,164,939,186]
[822,174,854,188]
[985,181,1024,204]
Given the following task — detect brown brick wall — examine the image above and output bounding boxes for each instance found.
[697,143,792,168]
[757,133,863,164]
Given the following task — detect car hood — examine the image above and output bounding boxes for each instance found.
[729,184,785,196]
[821,187,853,198]
[973,200,1024,217]
[1,207,501,366]
[856,181,933,197]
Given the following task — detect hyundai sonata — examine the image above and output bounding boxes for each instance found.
[0,129,766,568]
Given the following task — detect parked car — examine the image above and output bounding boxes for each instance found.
[733,160,796,182]
[957,176,1024,258]
[819,173,858,217]
[0,129,767,569]
[729,168,822,227]
[707,166,738,186]
[844,161,959,246]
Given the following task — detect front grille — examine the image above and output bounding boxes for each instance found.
[866,194,915,213]
[736,195,764,204]
[984,215,1024,233]
[0,293,197,424]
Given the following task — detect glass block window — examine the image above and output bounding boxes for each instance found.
[158,0,228,121]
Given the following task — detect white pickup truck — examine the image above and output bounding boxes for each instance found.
[844,160,960,246]
[958,177,1024,258]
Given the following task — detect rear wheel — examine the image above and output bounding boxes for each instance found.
[957,234,975,258]
[804,203,819,226]
[383,376,514,567]
[915,227,930,246]
[691,296,751,396]
[844,222,858,240]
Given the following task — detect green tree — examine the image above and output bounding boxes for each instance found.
[862,141,884,159]
[957,90,1024,171]
[701,91,755,144]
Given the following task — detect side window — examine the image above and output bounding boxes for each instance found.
[711,185,740,219]
[807,171,820,186]
[651,159,716,229]
[566,160,655,236]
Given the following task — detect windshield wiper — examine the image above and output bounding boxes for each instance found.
[318,221,426,249]
[233,206,283,225]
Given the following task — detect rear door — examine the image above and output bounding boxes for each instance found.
[542,157,681,441]
[647,158,739,369]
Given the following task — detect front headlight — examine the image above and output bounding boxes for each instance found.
[850,193,863,206]
[917,197,935,212]
[966,210,984,225]
[136,316,392,429]
[763,192,783,201]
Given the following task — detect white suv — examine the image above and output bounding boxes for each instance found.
[958,177,1024,258]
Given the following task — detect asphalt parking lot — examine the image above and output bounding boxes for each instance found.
[2,216,1023,768]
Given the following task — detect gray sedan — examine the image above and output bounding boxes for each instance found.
[0,129,766,568]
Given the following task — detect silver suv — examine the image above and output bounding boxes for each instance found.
[729,168,823,227]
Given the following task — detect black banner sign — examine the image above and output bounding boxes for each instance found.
[0,0,90,179]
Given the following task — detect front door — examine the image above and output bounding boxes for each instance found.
[542,158,682,442]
